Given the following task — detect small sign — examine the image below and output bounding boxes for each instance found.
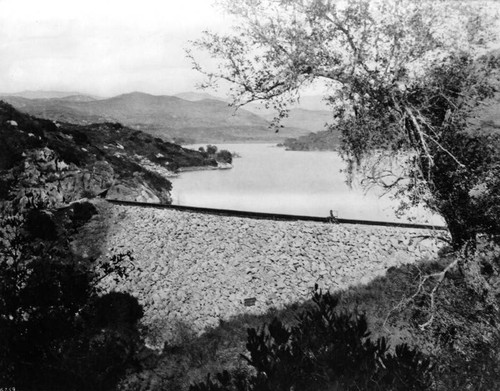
[244,297,256,307]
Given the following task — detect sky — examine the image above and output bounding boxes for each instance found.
[2,1,499,99]
[0,0,231,97]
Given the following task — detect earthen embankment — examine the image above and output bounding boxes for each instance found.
[73,201,446,343]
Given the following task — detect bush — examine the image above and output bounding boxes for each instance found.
[71,130,90,145]
[24,208,57,240]
[0,209,146,390]
[190,286,432,391]
[206,145,218,155]
[89,292,144,330]
[70,201,98,229]
[215,150,233,164]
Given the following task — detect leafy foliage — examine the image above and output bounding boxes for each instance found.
[216,150,233,164]
[190,286,432,391]
[0,205,145,390]
[198,145,233,164]
[67,200,99,230]
[337,54,500,247]
[190,0,500,247]
[206,145,218,155]
[24,208,58,240]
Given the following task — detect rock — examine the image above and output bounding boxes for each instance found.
[390,238,399,247]
[107,182,161,203]
[87,203,443,346]
[276,280,286,289]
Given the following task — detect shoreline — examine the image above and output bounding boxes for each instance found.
[177,162,233,173]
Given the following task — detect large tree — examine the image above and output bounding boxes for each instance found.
[189,0,500,247]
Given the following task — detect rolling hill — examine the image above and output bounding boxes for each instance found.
[174,91,333,131]
[0,101,218,206]
[173,92,335,135]
[261,108,333,133]
[0,92,299,143]
[0,91,337,143]
[174,91,224,101]
[0,90,95,100]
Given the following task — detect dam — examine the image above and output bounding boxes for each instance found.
[72,200,447,343]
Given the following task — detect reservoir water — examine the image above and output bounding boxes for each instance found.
[170,144,444,224]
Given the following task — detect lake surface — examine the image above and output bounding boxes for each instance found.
[170,144,444,224]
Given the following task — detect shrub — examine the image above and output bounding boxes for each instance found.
[24,208,57,240]
[0,208,146,391]
[206,145,218,155]
[216,150,233,164]
[0,177,13,200]
[71,130,90,145]
[89,292,144,330]
[70,201,98,229]
[190,286,432,391]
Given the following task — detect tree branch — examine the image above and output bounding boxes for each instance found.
[383,257,459,331]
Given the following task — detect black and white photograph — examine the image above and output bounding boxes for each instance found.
[1,0,500,389]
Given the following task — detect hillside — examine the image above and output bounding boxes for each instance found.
[0,101,217,207]
[174,92,335,134]
[243,94,330,113]
[281,128,342,151]
[239,98,333,133]
[58,94,99,102]
[174,91,223,101]
[0,92,299,143]
[262,108,332,132]
[0,91,338,143]
[1,96,110,125]
[0,90,90,99]
[280,92,500,152]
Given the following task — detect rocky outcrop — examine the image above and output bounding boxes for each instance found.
[73,201,446,346]
[5,146,169,209]
[11,148,114,210]
[106,180,169,204]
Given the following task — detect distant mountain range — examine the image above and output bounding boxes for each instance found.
[174,91,222,102]
[173,91,330,111]
[174,91,333,133]
[261,109,332,133]
[0,90,100,100]
[6,89,496,151]
[0,90,338,144]
[172,91,332,131]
